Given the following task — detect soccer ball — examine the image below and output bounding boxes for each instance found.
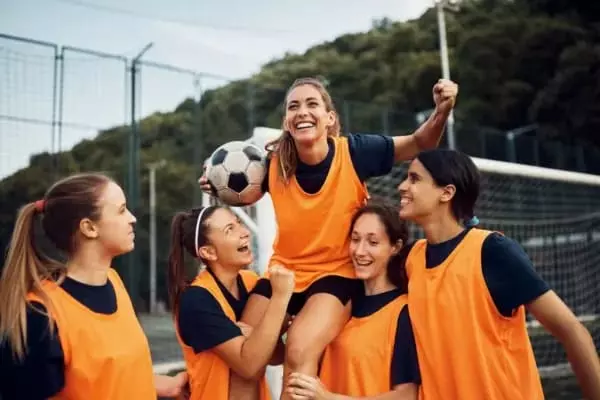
[206,141,267,206]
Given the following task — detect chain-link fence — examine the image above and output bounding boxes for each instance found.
[2,32,600,311]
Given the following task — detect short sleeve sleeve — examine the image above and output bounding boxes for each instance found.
[390,306,421,386]
[0,301,65,399]
[347,133,395,181]
[177,287,242,353]
[481,233,551,317]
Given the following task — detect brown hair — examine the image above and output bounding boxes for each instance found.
[349,199,413,293]
[265,77,341,182]
[167,206,220,315]
[0,173,111,360]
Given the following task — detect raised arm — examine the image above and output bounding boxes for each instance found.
[392,79,458,162]
[213,285,291,380]
[179,266,294,380]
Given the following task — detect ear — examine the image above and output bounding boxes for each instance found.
[198,245,217,262]
[440,184,456,204]
[283,117,291,132]
[326,110,336,128]
[391,239,404,256]
[79,218,99,239]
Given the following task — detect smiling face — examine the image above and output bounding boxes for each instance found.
[199,207,253,270]
[283,83,337,146]
[349,212,400,283]
[397,158,449,223]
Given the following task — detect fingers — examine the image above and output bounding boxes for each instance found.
[434,79,458,96]
[197,173,214,194]
[288,372,318,388]
[287,373,321,400]
[288,388,313,400]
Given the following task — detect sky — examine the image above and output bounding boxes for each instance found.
[0,0,431,178]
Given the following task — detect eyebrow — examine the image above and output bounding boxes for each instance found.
[351,231,379,237]
[288,97,319,105]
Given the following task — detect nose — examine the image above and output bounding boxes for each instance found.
[353,240,368,257]
[397,178,408,195]
[128,210,137,224]
[297,103,309,117]
[240,224,250,239]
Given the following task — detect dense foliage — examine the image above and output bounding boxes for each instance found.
[2,0,598,307]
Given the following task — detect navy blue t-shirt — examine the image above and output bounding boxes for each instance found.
[0,277,118,400]
[352,288,421,387]
[177,269,248,353]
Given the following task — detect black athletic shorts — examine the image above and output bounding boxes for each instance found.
[250,275,361,316]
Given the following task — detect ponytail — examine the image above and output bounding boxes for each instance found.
[167,206,219,315]
[167,212,188,315]
[0,203,59,360]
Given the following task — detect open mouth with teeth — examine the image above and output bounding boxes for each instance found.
[295,121,316,130]
[354,259,373,267]
[237,244,250,253]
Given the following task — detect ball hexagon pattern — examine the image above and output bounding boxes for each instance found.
[206,141,267,206]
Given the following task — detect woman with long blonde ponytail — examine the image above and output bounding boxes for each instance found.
[0,173,187,399]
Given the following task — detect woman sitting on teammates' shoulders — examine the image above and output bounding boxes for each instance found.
[167,205,295,400]
[0,173,187,400]
[199,76,457,400]
[287,199,420,400]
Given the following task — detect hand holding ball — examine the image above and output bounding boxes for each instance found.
[201,141,267,206]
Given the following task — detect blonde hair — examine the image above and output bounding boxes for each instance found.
[265,77,341,182]
[0,173,110,360]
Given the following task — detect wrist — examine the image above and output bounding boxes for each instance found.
[431,106,451,120]
[271,291,292,303]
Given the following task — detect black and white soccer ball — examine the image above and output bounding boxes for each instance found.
[206,141,267,206]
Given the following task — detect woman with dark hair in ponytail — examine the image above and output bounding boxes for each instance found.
[167,205,294,400]
[397,148,600,399]
[199,76,459,399]
[286,200,421,400]
[0,173,187,400]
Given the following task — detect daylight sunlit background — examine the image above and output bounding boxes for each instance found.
[1,0,599,399]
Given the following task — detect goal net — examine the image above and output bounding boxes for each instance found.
[368,156,600,377]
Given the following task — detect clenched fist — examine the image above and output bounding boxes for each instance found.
[269,264,295,299]
[433,78,458,115]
